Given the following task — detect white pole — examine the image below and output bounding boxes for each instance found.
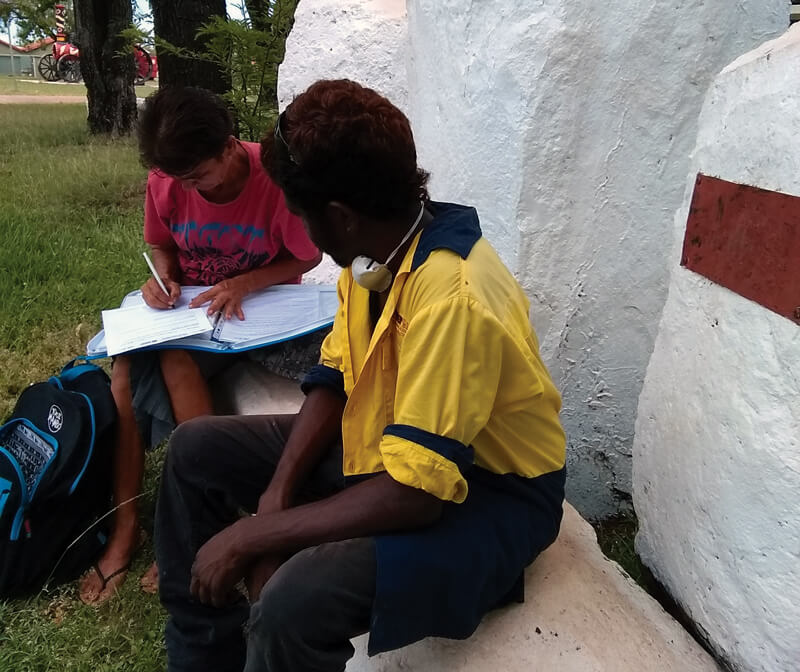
[7,19,13,77]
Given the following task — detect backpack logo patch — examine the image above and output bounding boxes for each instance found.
[47,405,63,433]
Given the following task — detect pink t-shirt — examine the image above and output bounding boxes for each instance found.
[144,141,317,286]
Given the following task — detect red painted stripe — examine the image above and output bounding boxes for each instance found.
[682,174,800,325]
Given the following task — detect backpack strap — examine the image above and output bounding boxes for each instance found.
[58,358,101,384]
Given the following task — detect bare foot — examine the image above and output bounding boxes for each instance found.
[140,562,159,594]
[78,527,142,605]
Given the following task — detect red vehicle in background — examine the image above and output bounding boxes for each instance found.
[37,4,157,85]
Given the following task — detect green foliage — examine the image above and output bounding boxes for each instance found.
[0,0,74,44]
[157,0,298,141]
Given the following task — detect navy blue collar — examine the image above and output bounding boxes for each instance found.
[411,201,483,271]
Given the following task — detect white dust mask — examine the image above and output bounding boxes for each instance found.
[351,202,425,292]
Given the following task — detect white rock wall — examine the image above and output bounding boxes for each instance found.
[280,0,409,286]
[282,0,786,517]
[404,0,787,517]
[633,26,800,672]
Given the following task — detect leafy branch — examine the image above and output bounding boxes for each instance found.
[155,0,297,141]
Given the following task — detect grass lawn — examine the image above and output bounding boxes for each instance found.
[0,76,156,99]
[0,104,167,671]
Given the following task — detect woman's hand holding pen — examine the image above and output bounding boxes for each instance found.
[142,276,181,309]
[190,276,250,321]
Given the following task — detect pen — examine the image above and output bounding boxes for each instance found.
[142,251,173,307]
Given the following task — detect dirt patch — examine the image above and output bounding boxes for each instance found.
[0,95,85,104]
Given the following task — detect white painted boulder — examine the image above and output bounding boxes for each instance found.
[633,25,800,672]
[278,0,407,113]
[280,0,787,517]
[278,0,408,288]
[406,0,787,519]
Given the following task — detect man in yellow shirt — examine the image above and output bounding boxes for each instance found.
[155,79,567,672]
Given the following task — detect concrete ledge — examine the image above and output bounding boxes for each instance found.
[348,504,719,672]
[211,360,306,416]
[215,362,719,672]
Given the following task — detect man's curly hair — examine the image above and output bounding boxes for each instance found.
[261,79,429,219]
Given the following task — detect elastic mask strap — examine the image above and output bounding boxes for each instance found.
[384,201,425,266]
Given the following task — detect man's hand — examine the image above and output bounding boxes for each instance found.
[243,488,289,603]
[190,525,249,607]
[189,276,250,320]
[141,276,181,309]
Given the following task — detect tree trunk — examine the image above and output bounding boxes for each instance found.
[73,0,136,136]
[72,0,136,136]
[151,0,229,93]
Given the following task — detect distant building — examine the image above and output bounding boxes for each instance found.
[0,37,55,76]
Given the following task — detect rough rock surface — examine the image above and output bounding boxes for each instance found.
[404,0,787,518]
[283,0,787,517]
[279,0,408,287]
[633,25,800,672]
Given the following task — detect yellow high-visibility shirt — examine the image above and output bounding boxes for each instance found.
[307,205,565,502]
[302,202,566,654]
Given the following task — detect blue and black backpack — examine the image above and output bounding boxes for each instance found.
[0,360,116,597]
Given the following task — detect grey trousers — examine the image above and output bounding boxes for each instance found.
[154,414,376,672]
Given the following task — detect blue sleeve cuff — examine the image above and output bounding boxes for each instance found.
[383,424,474,474]
[301,364,347,399]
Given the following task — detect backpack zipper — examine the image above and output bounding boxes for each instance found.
[0,419,59,540]
[0,446,28,541]
[68,392,96,495]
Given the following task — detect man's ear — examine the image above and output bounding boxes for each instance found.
[326,201,358,235]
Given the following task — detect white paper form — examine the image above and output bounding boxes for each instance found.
[87,284,338,358]
[119,285,213,310]
[101,303,213,356]
[214,290,324,343]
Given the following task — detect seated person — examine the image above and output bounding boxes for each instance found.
[79,86,321,605]
[155,79,566,672]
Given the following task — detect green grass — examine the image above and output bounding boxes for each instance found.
[0,105,147,415]
[593,514,648,584]
[0,104,167,671]
[0,76,155,99]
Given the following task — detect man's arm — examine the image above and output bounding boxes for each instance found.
[191,471,442,606]
[189,251,323,320]
[259,385,345,512]
[242,385,344,601]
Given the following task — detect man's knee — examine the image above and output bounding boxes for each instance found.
[166,416,218,476]
[250,550,320,641]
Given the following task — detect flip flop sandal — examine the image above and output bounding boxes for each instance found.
[78,529,148,605]
[79,562,131,605]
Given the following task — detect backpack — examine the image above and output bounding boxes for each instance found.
[0,360,116,597]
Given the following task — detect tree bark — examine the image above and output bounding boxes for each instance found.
[151,0,229,93]
[73,0,137,136]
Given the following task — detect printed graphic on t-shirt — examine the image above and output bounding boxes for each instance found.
[171,221,272,285]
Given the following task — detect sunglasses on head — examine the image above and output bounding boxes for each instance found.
[274,111,298,165]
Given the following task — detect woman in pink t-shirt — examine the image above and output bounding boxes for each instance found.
[79,87,321,604]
